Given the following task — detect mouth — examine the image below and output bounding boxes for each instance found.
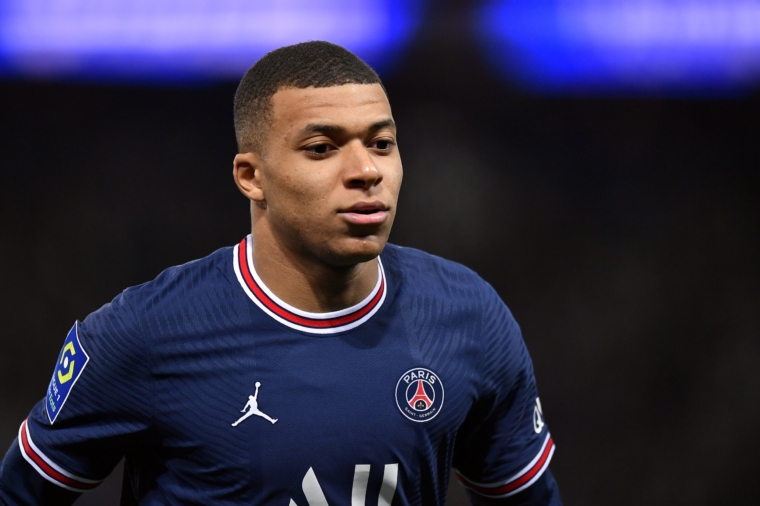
[338,201,389,226]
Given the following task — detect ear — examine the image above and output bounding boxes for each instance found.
[233,152,266,206]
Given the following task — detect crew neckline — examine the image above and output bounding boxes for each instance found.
[233,235,387,334]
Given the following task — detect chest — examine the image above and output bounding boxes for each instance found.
[146,313,480,503]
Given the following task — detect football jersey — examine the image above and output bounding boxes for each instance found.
[1,236,556,505]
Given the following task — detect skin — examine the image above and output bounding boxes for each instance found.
[233,83,403,313]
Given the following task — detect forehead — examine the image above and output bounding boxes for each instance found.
[269,84,392,133]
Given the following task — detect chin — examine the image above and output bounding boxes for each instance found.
[325,236,387,267]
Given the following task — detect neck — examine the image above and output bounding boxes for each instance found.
[250,225,379,314]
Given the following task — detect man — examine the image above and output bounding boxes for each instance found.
[0,41,561,505]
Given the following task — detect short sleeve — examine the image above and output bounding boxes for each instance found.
[13,289,152,494]
[452,285,555,499]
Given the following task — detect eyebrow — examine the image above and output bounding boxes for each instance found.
[301,119,396,137]
[368,119,396,133]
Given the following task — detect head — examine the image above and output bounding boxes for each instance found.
[233,41,402,268]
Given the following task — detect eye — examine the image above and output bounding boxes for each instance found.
[373,139,395,152]
[305,143,333,157]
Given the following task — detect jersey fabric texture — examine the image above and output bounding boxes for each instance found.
[0,237,558,505]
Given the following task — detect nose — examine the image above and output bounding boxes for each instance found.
[343,141,382,190]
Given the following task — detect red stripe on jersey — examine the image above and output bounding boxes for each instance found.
[456,436,555,497]
[237,237,384,329]
[20,419,99,491]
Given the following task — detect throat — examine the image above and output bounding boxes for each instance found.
[251,250,380,314]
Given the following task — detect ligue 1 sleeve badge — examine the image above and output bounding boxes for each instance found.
[395,368,444,422]
[46,322,90,424]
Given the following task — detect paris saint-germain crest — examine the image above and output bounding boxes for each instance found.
[395,368,444,422]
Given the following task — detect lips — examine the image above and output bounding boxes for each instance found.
[339,201,389,226]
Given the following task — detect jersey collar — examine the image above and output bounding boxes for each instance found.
[233,235,387,335]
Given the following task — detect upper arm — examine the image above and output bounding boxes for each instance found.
[0,290,152,503]
[452,285,559,505]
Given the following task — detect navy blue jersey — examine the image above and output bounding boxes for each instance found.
[0,237,558,505]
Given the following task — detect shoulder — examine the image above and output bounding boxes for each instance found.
[381,244,507,312]
[80,245,234,339]
[115,244,233,308]
[382,243,490,294]
[125,244,233,301]
[382,243,520,337]
[381,244,516,328]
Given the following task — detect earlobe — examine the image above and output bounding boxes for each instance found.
[233,152,266,205]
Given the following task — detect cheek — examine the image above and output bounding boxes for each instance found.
[382,161,404,197]
[265,164,336,218]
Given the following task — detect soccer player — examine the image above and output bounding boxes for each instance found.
[0,41,561,505]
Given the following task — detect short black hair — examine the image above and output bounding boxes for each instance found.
[234,41,384,154]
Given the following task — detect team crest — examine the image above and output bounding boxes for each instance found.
[395,368,444,422]
[46,322,90,424]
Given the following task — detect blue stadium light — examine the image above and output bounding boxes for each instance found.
[477,0,760,94]
[0,0,423,82]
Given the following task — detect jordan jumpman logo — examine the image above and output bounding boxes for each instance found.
[231,382,278,426]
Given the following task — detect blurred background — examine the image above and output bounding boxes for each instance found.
[1,0,759,504]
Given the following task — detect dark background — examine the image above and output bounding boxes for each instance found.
[1,5,759,505]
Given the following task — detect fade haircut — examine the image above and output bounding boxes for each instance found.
[234,41,384,154]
